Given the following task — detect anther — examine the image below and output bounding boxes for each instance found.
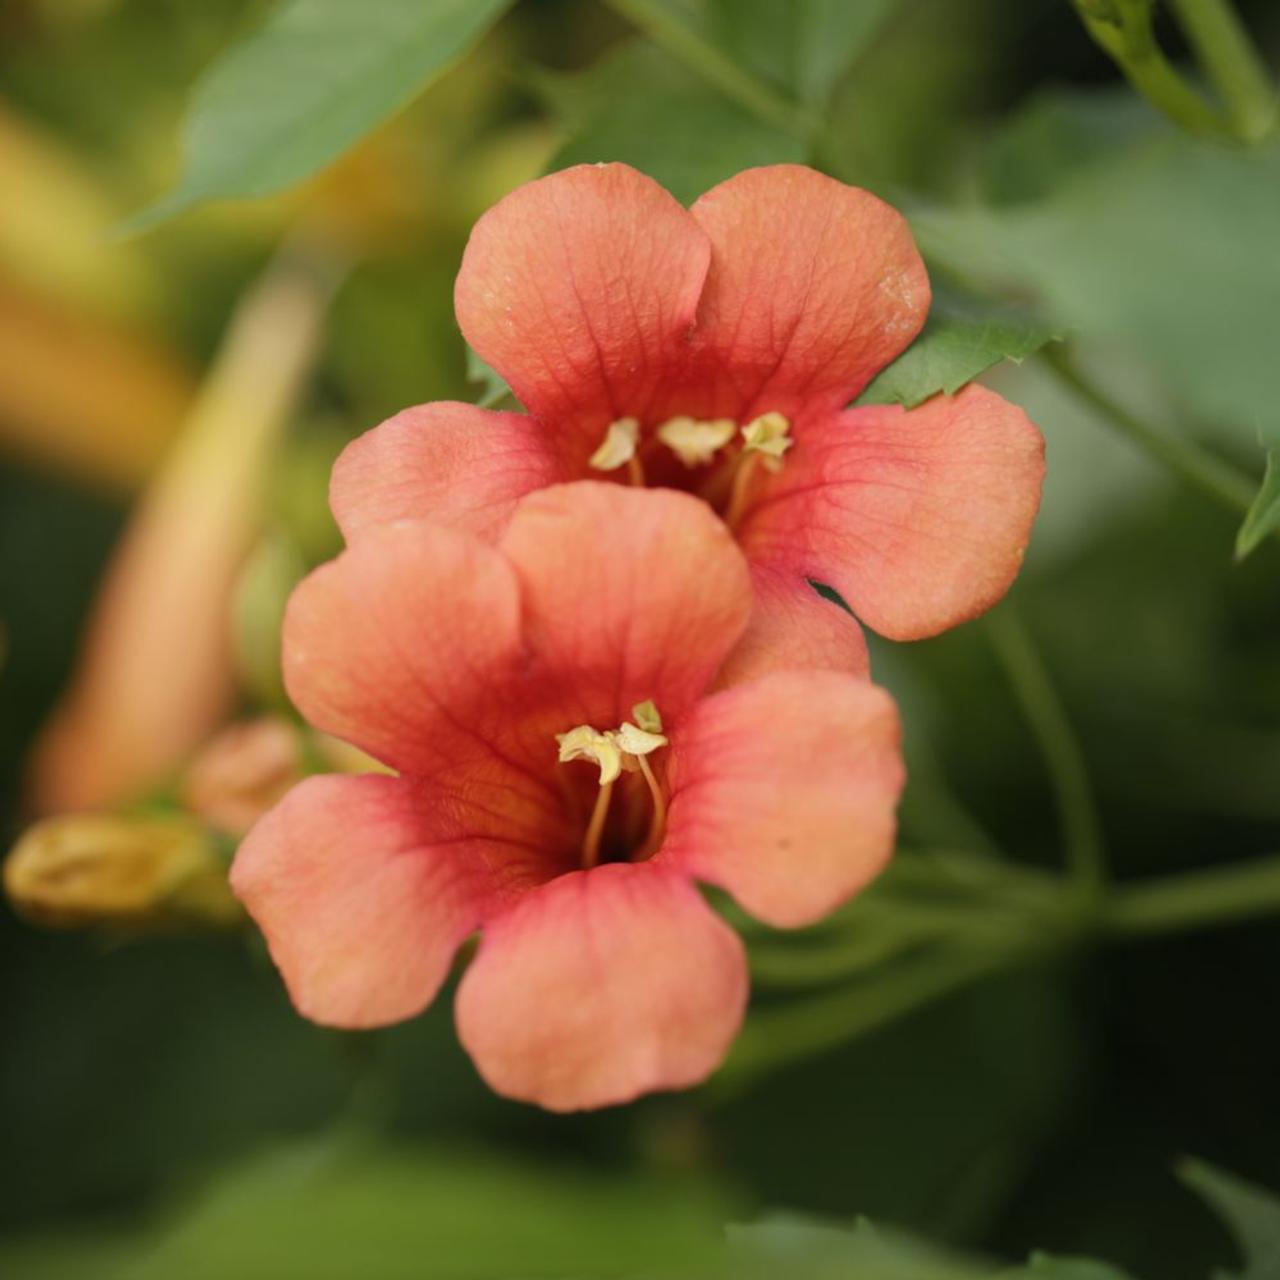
[588,418,641,476]
[739,411,793,472]
[656,416,736,468]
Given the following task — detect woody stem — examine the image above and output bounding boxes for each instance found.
[581,779,614,869]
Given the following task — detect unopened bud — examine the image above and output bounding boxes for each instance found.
[4,814,241,930]
[182,717,303,837]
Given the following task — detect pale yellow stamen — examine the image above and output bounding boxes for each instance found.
[613,721,668,757]
[634,754,668,860]
[740,411,793,473]
[581,778,614,869]
[656,416,736,468]
[588,417,640,472]
[631,700,663,734]
[556,702,670,866]
[555,725,622,785]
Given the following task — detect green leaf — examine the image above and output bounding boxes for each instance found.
[997,1253,1140,1279]
[536,40,804,206]
[730,1214,990,1279]
[2,1142,737,1279]
[1234,440,1280,561]
[910,95,1280,445]
[704,0,901,106]
[1180,1158,1280,1280]
[124,0,513,231]
[857,298,1061,409]
[465,344,512,409]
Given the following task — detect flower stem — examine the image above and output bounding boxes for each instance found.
[713,944,1016,1093]
[1043,346,1260,517]
[602,0,820,141]
[581,779,614,869]
[1168,0,1278,141]
[1070,0,1234,138]
[987,607,1106,905]
[1106,852,1280,936]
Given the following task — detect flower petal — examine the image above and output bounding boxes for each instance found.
[331,402,571,543]
[660,671,903,928]
[283,518,533,778]
[715,564,869,687]
[738,386,1045,640]
[455,863,747,1111]
[231,774,502,1029]
[499,482,753,729]
[455,164,710,447]
[688,165,930,419]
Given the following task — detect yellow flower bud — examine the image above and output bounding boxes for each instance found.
[3,814,241,930]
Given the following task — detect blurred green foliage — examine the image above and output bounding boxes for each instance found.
[2,1,1280,1278]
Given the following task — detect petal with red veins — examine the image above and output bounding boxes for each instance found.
[232,774,515,1029]
[283,518,538,780]
[499,482,753,730]
[738,385,1045,641]
[331,402,572,543]
[688,164,930,419]
[455,164,710,447]
[660,671,903,928]
[714,563,869,688]
[455,862,747,1111]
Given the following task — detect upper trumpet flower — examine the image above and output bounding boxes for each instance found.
[333,163,1044,679]
[232,484,903,1112]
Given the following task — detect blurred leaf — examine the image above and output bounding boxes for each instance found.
[2,1142,736,1279]
[0,281,192,490]
[703,0,900,106]
[537,41,804,205]
[912,97,1280,443]
[730,1214,989,1278]
[465,344,511,409]
[858,298,1061,408]
[0,105,158,321]
[1180,1159,1280,1279]
[125,0,514,230]
[1234,443,1280,562]
[232,529,306,711]
[997,1254,1139,1279]
[979,88,1162,206]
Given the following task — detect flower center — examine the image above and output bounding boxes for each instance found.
[555,700,668,869]
[587,411,794,527]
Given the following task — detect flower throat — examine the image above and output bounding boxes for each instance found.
[587,412,793,527]
[555,700,669,868]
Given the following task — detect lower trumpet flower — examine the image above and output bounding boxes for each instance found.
[232,483,903,1111]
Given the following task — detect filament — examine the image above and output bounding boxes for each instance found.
[581,778,615,869]
[635,754,668,859]
[724,451,762,528]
